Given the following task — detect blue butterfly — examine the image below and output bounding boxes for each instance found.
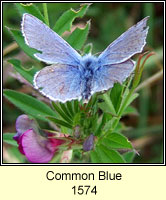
[21,14,149,103]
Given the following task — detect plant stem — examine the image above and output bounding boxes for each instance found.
[43,3,49,26]
[3,42,18,56]
[135,69,163,92]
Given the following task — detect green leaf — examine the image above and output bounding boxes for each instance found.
[122,105,138,116]
[102,93,116,115]
[73,100,79,113]
[94,113,108,136]
[93,116,103,136]
[61,126,72,135]
[52,102,73,124]
[110,83,123,112]
[49,151,63,163]
[125,93,139,108]
[66,21,90,50]
[3,89,56,121]
[8,28,38,60]
[102,132,133,149]
[118,91,139,117]
[53,3,90,35]
[114,122,124,133]
[73,112,81,126]
[15,3,45,23]
[97,145,126,163]
[90,150,102,163]
[8,59,38,84]
[103,117,114,132]
[59,103,73,120]
[123,151,136,163]
[98,101,113,114]
[47,116,72,129]
[83,43,93,55]
[85,94,97,110]
[3,133,18,147]
[95,145,114,163]
[66,101,74,117]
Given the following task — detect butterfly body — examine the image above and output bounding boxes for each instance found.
[21,13,149,103]
[79,54,98,100]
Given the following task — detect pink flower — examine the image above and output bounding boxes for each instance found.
[13,115,66,163]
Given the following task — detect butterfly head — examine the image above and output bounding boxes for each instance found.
[80,54,98,70]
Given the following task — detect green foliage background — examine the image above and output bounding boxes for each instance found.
[3,2,163,163]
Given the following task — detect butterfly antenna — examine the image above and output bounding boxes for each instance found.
[94,51,102,56]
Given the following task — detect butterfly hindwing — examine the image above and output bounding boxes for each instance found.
[33,64,82,103]
[92,59,135,93]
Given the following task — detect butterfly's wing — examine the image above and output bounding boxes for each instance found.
[92,59,135,93]
[98,17,149,65]
[33,64,81,103]
[22,13,81,65]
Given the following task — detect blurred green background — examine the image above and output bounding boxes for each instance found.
[3,2,163,163]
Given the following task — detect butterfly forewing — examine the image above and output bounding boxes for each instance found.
[22,14,81,65]
[98,17,149,65]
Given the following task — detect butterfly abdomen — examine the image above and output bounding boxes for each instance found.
[80,57,96,101]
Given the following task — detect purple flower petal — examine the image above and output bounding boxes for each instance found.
[14,115,67,163]
[20,129,66,163]
[14,114,37,142]
[83,134,95,152]
[20,129,55,163]
[18,134,25,155]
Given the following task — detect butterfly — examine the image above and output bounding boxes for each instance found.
[21,13,149,103]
